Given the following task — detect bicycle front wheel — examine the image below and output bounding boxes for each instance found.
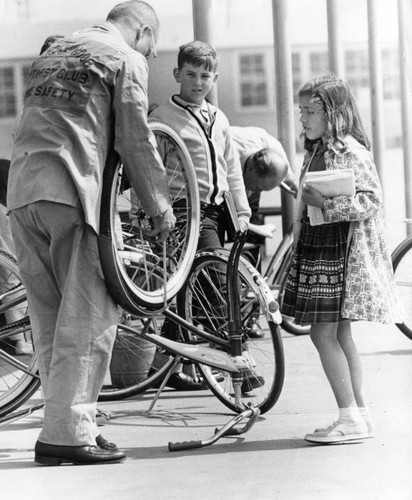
[177,248,285,415]
[392,235,412,340]
[266,238,310,336]
[99,121,200,315]
[0,249,39,419]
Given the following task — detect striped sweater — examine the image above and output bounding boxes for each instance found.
[150,96,251,224]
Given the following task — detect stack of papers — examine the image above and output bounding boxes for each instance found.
[304,169,355,225]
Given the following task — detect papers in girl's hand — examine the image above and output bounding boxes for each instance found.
[307,206,326,226]
[304,169,355,226]
[304,168,355,197]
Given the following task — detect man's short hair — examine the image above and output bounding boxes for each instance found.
[177,41,218,72]
[243,147,289,192]
[107,1,159,38]
[252,148,288,180]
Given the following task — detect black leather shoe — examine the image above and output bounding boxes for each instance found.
[166,372,206,391]
[34,440,126,465]
[96,434,118,451]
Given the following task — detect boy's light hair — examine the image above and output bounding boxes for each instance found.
[177,41,218,72]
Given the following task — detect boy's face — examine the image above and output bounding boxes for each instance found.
[173,63,218,105]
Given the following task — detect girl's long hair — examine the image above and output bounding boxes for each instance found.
[298,74,371,153]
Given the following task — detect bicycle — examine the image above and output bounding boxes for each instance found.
[0,122,285,449]
[97,119,285,414]
[240,203,310,336]
[0,239,285,447]
[391,219,412,340]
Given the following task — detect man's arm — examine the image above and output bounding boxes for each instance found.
[264,132,298,196]
[113,53,175,239]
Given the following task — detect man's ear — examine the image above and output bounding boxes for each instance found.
[173,67,180,83]
[213,72,219,84]
[135,26,143,42]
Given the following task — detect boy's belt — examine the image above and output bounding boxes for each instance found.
[200,202,223,211]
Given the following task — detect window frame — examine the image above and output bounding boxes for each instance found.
[235,49,275,112]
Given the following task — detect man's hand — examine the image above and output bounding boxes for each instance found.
[151,206,176,243]
[302,183,324,208]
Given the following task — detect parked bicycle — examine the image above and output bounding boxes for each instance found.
[391,219,412,340]
[240,210,310,337]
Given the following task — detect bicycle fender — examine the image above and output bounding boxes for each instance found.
[196,248,282,325]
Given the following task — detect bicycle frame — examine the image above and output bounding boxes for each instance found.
[123,230,282,393]
[262,226,294,288]
[0,232,282,449]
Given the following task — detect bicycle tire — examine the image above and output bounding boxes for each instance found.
[265,235,310,336]
[99,121,200,316]
[391,235,412,340]
[177,248,285,415]
[98,312,176,401]
[0,249,40,419]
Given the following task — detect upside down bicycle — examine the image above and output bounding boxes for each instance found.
[0,121,286,449]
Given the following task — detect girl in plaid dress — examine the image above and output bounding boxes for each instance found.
[282,74,402,444]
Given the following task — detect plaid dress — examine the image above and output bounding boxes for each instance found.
[282,219,350,324]
[281,144,350,325]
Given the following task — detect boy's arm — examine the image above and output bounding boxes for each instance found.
[224,126,251,227]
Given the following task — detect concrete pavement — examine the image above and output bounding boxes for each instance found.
[1,321,411,500]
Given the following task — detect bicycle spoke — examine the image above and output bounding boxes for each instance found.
[178,249,285,414]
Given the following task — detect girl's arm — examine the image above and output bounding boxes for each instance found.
[322,150,382,223]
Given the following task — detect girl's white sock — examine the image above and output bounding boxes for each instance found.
[339,406,362,422]
[358,406,372,420]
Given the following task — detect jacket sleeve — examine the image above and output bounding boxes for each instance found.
[112,53,171,217]
[224,125,251,223]
[322,149,382,223]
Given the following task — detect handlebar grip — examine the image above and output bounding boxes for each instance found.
[168,440,203,451]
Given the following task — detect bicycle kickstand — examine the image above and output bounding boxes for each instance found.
[168,406,260,452]
[146,356,183,413]
[0,402,45,426]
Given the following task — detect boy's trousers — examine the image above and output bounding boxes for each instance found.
[10,201,118,446]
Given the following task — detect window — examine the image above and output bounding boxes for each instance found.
[239,53,269,107]
[309,52,328,75]
[292,52,302,102]
[345,50,369,99]
[22,64,32,90]
[0,67,16,118]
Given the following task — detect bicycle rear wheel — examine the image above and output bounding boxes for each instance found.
[177,248,285,415]
[392,235,412,340]
[98,311,176,401]
[99,121,200,315]
[0,249,39,419]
